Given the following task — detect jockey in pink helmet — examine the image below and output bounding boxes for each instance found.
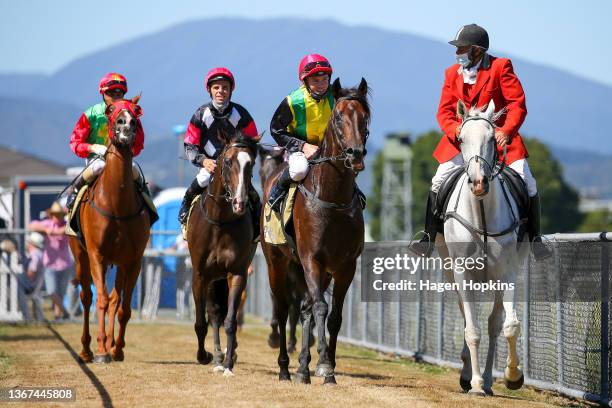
[178,67,261,240]
[66,73,148,210]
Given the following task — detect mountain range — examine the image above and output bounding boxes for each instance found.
[1,17,610,197]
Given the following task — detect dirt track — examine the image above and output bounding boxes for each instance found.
[0,319,586,407]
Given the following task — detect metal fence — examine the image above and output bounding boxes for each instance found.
[245,233,611,406]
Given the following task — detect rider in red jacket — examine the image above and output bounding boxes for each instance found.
[416,24,548,258]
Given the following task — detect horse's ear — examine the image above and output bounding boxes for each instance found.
[217,128,231,144]
[357,77,368,97]
[484,99,495,118]
[131,93,141,105]
[331,78,342,100]
[105,103,116,116]
[457,100,467,120]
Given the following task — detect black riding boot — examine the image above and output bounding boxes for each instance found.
[409,191,439,257]
[178,179,205,225]
[66,173,88,211]
[528,193,552,260]
[249,187,262,242]
[268,168,293,213]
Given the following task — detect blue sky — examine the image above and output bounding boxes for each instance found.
[2,0,611,86]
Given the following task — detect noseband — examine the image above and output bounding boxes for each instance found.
[458,116,506,183]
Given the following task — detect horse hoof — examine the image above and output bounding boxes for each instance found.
[484,387,494,396]
[279,370,291,381]
[323,375,337,386]
[222,368,234,377]
[213,351,225,365]
[79,351,94,364]
[111,348,124,362]
[504,374,524,390]
[212,364,225,373]
[468,388,487,397]
[459,376,472,392]
[197,350,213,365]
[315,363,333,377]
[294,371,311,384]
[287,343,296,354]
[93,354,111,364]
[268,333,280,349]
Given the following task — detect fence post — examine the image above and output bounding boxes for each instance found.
[600,238,609,404]
[554,244,564,388]
[522,255,530,379]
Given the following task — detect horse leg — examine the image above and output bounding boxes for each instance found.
[265,251,291,381]
[325,267,355,385]
[268,303,281,349]
[304,261,333,380]
[192,271,212,365]
[209,279,228,370]
[483,291,505,395]
[221,274,245,376]
[462,298,485,395]
[296,293,313,384]
[105,266,124,355]
[457,299,472,392]
[287,295,299,354]
[502,298,524,389]
[112,261,140,362]
[90,258,111,363]
[74,246,93,363]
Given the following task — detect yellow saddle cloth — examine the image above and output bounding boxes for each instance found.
[181,194,202,240]
[263,184,298,245]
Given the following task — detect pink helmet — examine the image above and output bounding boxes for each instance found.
[298,54,333,82]
[99,73,127,94]
[205,67,235,91]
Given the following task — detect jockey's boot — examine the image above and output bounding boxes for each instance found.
[528,193,552,261]
[408,190,439,257]
[66,167,94,211]
[248,187,262,242]
[268,168,292,213]
[356,185,367,209]
[178,179,204,225]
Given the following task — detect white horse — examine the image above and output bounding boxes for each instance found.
[436,99,529,396]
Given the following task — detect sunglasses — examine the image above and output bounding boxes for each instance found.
[303,60,331,72]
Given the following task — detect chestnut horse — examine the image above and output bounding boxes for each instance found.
[187,132,258,377]
[69,97,150,364]
[261,78,370,384]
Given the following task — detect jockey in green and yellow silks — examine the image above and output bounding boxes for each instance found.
[268,54,334,211]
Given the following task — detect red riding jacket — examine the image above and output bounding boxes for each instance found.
[434,54,529,164]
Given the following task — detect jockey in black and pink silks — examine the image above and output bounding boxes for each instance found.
[178,67,261,241]
[66,73,147,210]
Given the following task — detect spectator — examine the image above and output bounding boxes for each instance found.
[17,232,46,322]
[29,202,74,322]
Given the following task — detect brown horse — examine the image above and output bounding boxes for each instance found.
[261,78,370,384]
[257,145,313,353]
[69,97,150,364]
[187,132,258,376]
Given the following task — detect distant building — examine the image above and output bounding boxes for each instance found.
[0,146,66,187]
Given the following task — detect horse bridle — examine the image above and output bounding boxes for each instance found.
[308,96,370,169]
[457,116,507,183]
[201,142,256,225]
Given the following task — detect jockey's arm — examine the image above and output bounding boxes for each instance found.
[436,67,462,142]
[270,98,305,153]
[69,113,94,158]
[183,115,208,167]
[498,59,527,139]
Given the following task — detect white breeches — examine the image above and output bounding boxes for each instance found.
[431,153,537,197]
[288,152,310,181]
[196,167,212,188]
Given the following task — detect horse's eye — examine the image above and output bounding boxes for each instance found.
[117,118,125,125]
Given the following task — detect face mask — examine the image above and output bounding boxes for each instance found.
[456,52,471,68]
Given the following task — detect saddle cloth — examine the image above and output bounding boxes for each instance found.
[182,194,202,240]
[263,184,298,245]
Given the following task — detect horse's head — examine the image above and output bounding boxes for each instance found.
[105,95,143,148]
[257,145,284,183]
[329,77,371,172]
[457,99,504,197]
[216,130,258,215]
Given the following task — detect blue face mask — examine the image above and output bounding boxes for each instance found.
[456,52,471,68]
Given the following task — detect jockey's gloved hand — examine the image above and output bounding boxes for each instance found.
[89,144,108,156]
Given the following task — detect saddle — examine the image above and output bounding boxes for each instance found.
[263,184,298,250]
[435,165,529,233]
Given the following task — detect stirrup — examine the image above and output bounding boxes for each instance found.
[408,231,434,257]
[269,191,287,213]
[531,235,553,261]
